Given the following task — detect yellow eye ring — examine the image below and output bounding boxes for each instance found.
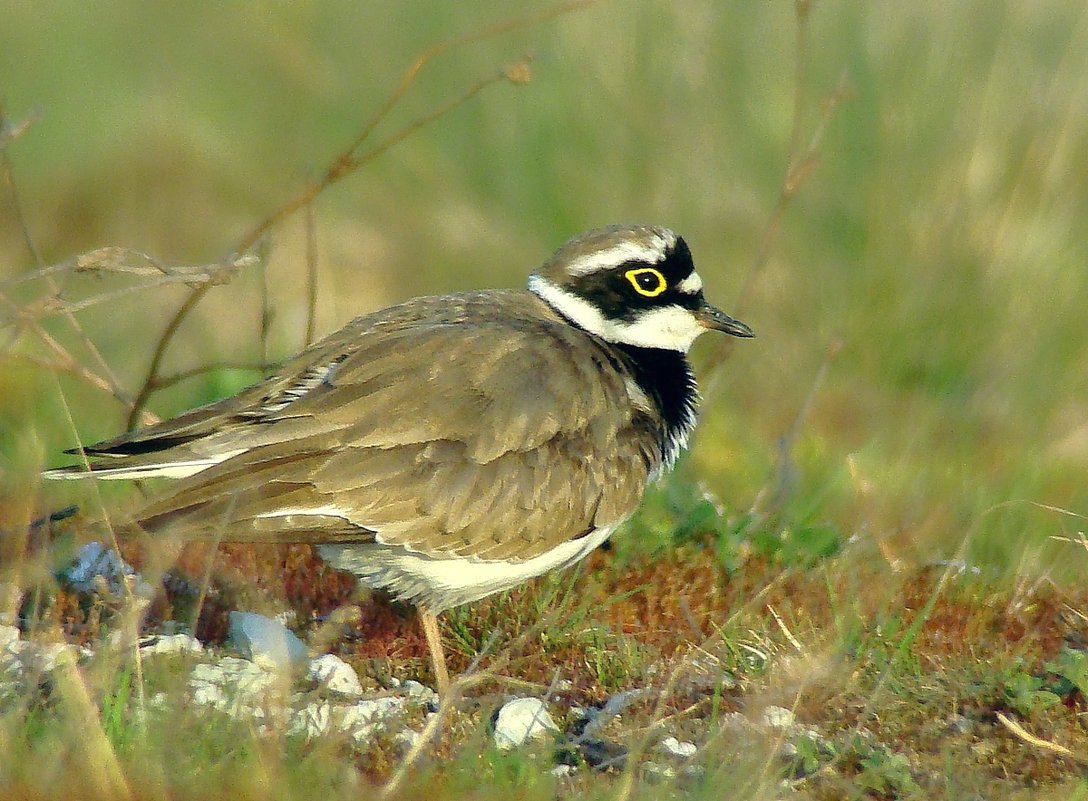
[624,267,668,298]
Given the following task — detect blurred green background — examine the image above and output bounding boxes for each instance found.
[2,1,1087,579]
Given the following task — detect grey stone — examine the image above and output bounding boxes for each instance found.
[658,735,697,758]
[392,728,422,755]
[189,656,282,719]
[493,697,559,750]
[760,705,796,730]
[0,625,19,648]
[642,761,677,782]
[9,640,88,674]
[62,542,151,597]
[946,713,973,735]
[290,700,332,739]
[139,633,204,656]
[228,611,309,672]
[579,688,649,739]
[338,697,407,745]
[308,654,363,698]
[402,679,438,707]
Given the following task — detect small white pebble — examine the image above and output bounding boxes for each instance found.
[760,705,796,730]
[338,697,407,746]
[0,625,19,647]
[140,633,203,656]
[402,679,437,702]
[392,729,422,755]
[308,654,363,698]
[659,735,697,758]
[290,701,332,739]
[642,761,677,782]
[493,697,559,750]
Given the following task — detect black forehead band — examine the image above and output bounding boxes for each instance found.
[619,237,695,283]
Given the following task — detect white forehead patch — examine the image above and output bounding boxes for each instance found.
[565,230,676,277]
[676,271,703,294]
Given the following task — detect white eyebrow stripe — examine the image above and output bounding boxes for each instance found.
[565,233,675,277]
[676,272,703,294]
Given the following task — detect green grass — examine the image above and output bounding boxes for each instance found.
[3,0,1088,797]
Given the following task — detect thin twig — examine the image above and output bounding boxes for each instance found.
[258,244,273,372]
[996,712,1087,765]
[144,66,518,416]
[304,203,319,347]
[124,288,204,429]
[378,630,502,801]
[700,5,852,383]
[127,1,599,428]
[766,603,805,655]
[146,361,269,394]
[748,337,842,518]
[0,247,253,292]
[0,300,157,425]
[0,104,44,149]
[733,69,852,317]
[2,135,138,420]
[235,62,523,258]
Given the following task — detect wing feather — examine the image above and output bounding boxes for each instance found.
[81,291,659,562]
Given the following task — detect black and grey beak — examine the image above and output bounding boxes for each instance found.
[695,300,754,338]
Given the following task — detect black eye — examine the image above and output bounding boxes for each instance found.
[624,267,667,297]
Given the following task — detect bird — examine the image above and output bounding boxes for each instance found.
[45,224,753,695]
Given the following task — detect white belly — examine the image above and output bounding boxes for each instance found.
[318,524,617,613]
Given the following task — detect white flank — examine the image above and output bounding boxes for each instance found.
[253,505,346,519]
[41,458,226,481]
[565,231,675,277]
[321,524,618,611]
[529,276,706,352]
[382,524,615,592]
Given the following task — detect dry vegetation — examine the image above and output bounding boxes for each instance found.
[2,1,1088,798]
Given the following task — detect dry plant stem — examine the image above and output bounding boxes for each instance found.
[2,346,138,416]
[814,532,976,783]
[701,0,848,385]
[127,71,507,429]
[0,248,251,293]
[128,66,516,430]
[185,493,242,635]
[996,712,1087,765]
[128,1,599,429]
[146,360,268,394]
[1,149,142,422]
[125,288,205,429]
[748,337,842,518]
[378,631,501,801]
[0,105,44,149]
[46,374,152,774]
[304,204,319,347]
[52,657,134,801]
[767,603,805,654]
[789,0,814,159]
[258,248,273,370]
[734,70,851,317]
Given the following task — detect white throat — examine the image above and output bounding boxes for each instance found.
[529,275,705,352]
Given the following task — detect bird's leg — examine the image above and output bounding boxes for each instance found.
[419,607,450,697]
